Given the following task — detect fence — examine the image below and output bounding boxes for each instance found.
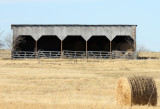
[11,50,137,59]
[63,51,86,59]
[38,51,61,58]
[2,50,160,60]
[12,51,36,59]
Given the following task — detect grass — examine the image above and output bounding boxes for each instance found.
[0,59,160,109]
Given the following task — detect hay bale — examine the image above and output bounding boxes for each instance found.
[126,49,134,52]
[119,43,133,51]
[116,76,157,106]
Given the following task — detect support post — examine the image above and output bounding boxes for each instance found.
[110,41,112,58]
[61,41,63,58]
[134,27,136,52]
[35,41,38,59]
[86,41,87,58]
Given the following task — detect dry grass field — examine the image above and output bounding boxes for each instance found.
[0,58,160,109]
[138,52,160,58]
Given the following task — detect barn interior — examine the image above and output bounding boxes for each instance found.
[14,35,35,51]
[88,36,110,51]
[111,36,134,51]
[37,36,61,51]
[63,36,86,51]
[14,35,134,52]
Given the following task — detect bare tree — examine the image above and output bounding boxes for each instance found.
[136,44,151,58]
[4,33,12,50]
[0,30,4,49]
[125,36,152,52]
[137,44,151,52]
[0,40,4,49]
[3,33,25,51]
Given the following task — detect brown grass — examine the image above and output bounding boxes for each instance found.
[0,49,11,59]
[138,52,160,58]
[116,76,157,106]
[0,59,160,109]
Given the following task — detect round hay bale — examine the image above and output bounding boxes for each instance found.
[126,49,134,52]
[119,43,133,51]
[116,76,157,106]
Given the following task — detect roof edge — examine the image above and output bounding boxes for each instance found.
[11,24,137,29]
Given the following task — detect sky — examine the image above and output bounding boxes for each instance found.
[0,0,160,51]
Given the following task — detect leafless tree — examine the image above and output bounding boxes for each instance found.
[0,30,4,49]
[0,40,4,49]
[3,33,25,51]
[3,33,12,50]
[136,44,151,58]
[137,44,151,52]
[0,31,27,59]
[125,36,151,52]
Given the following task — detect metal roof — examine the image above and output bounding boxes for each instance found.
[11,24,137,28]
[12,24,137,41]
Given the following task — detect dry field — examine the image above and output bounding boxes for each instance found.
[0,58,160,109]
[138,52,160,58]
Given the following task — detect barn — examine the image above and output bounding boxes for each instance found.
[11,24,137,59]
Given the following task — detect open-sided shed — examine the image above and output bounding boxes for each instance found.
[11,24,137,59]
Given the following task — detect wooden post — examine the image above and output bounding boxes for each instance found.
[61,41,63,57]
[35,41,38,58]
[110,41,112,58]
[134,27,136,52]
[86,41,87,58]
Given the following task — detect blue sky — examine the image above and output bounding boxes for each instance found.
[0,0,160,51]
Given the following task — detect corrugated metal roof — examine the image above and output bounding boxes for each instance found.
[11,24,137,28]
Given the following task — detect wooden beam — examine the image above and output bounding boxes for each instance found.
[86,41,87,58]
[35,41,38,58]
[35,41,37,52]
[134,27,136,52]
[110,41,112,53]
[110,41,112,58]
[61,41,63,57]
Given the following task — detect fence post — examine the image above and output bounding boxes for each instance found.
[50,51,51,58]
[11,50,13,60]
[25,52,26,58]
